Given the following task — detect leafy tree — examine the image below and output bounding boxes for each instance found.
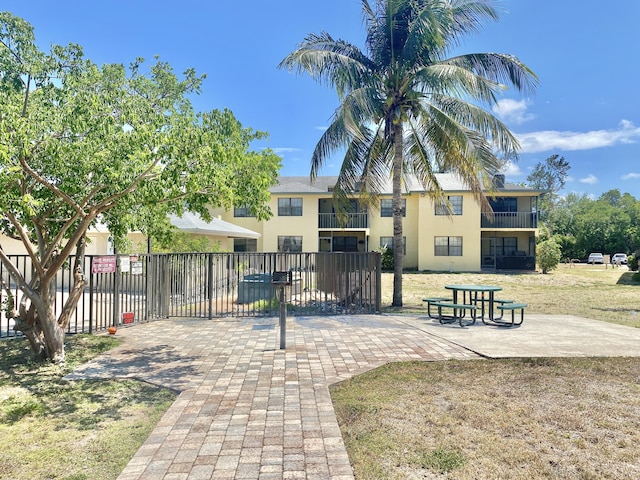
[549,190,640,261]
[526,154,569,224]
[0,13,280,363]
[526,154,570,193]
[537,238,561,274]
[151,233,222,253]
[280,0,537,306]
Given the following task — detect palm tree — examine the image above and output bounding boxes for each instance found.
[280,0,538,306]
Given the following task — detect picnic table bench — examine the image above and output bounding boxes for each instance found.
[422,297,452,318]
[431,302,477,327]
[495,303,527,326]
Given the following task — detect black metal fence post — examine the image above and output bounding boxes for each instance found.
[113,255,121,329]
[279,286,286,349]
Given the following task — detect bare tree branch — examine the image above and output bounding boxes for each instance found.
[19,155,84,215]
[4,212,43,276]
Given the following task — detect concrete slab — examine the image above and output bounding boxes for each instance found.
[403,313,640,358]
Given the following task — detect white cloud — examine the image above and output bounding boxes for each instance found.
[501,161,522,177]
[516,120,640,153]
[271,147,302,155]
[492,99,534,125]
[580,174,598,185]
[621,172,640,180]
[315,126,328,131]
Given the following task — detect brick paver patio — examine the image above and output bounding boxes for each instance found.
[67,314,476,479]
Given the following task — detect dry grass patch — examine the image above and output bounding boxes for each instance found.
[382,264,640,328]
[0,335,176,480]
[331,358,640,479]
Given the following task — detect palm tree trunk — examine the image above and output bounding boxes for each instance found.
[392,123,404,307]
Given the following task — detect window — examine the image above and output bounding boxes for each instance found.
[278,236,302,253]
[380,236,406,254]
[332,236,358,252]
[434,236,462,256]
[380,199,406,217]
[234,206,255,217]
[489,197,517,212]
[234,238,257,252]
[496,237,517,256]
[435,195,463,215]
[278,198,303,216]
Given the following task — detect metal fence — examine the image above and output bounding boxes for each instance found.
[1,252,381,338]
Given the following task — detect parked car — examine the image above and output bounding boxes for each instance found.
[587,253,604,264]
[611,253,628,265]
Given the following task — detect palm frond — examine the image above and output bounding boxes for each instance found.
[428,94,521,158]
[332,122,392,215]
[311,85,386,179]
[409,100,501,211]
[310,111,349,179]
[448,0,501,38]
[443,52,539,95]
[401,0,450,65]
[413,62,505,104]
[278,32,374,98]
[403,117,447,201]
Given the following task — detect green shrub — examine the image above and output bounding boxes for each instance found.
[537,238,562,274]
[252,297,280,310]
[380,246,394,271]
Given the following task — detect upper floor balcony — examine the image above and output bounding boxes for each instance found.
[481,211,538,229]
[318,212,369,229]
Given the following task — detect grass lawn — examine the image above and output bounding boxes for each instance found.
[0,335,176,480]
[381,263,640,328]
[331,358,640,479]
[331,264,640,478]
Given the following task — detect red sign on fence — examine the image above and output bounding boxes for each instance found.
[91,256,117,274]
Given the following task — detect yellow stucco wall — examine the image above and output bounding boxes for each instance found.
[414,193,482,271]
[266,195,318,252]
[0,235,29,255]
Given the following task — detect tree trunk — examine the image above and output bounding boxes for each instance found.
[13,315,47,361]
[41,314,66,364]
[16,280,67,363]
[392,123,404,307]
[38,280,66,363]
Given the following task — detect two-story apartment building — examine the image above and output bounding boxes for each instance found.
[211,173,541,272]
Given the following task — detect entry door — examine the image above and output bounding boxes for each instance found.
[481,237,496,268]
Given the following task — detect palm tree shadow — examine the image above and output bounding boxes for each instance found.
[616,271,639,285]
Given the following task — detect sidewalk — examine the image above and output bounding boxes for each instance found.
[66,313,640,479]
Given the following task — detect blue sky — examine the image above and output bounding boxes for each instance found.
[5,1,640,199]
